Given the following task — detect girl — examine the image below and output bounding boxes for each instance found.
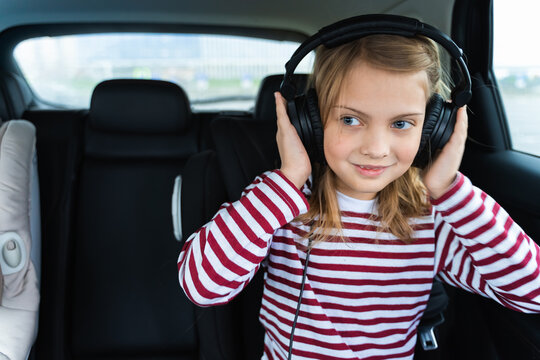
[177,34,540,359]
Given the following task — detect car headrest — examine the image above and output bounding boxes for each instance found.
[0,72,33,121]
[89,79,192,134]
[254,74,309,122]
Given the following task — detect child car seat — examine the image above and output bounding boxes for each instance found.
[0,120,40,360]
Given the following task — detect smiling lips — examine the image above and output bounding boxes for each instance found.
[354,164,389,177]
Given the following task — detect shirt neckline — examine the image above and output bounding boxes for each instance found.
[335,190,378,213]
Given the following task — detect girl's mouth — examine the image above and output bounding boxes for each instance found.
[354,164,388,177]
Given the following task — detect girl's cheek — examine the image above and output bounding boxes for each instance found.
[327,132,354,156]
[323,125,342,153]
[402,137,423,162]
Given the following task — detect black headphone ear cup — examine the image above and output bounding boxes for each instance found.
[414,93,459,168]
[287,92,321,164]
[414,94,444,168]
[431,102,457,155]
[287,96,304,142]
[305,88,326,164]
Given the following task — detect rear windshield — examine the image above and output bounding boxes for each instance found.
[14,33,313,111]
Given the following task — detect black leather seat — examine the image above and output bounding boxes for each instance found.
[70,79,199,360]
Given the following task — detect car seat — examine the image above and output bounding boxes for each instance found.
[68,79,199,360]
[0,119,41,360]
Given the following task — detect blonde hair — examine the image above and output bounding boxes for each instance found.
[296,34,448,245]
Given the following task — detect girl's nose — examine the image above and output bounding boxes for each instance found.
[359,130,390,159]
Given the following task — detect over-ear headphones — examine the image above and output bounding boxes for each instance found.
[280,14,472,168]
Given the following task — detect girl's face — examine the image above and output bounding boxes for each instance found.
[323,62,428,200]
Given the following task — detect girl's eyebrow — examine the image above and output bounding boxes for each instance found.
[334,105,369,118]
[334,105,424,120]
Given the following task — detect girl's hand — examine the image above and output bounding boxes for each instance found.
[275,92,311,189]
[422,106,468,200]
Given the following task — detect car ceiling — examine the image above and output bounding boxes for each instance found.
[0,0,455,38]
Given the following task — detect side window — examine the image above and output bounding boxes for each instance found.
[493,0,540,157]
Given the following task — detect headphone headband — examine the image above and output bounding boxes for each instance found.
[280,14,472,107]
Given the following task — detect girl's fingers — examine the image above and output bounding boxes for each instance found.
[447,106,468,149]
[275,92,289,126]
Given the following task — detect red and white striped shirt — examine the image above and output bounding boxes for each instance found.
[178,170,540,360]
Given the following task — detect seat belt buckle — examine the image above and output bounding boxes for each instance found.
[418,313,445,351]
[418,325,438,350]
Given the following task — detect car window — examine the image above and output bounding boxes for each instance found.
[493,0,540,156]
[13,33,313,112]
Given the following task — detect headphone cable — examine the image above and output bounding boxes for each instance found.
[287,239,313,360]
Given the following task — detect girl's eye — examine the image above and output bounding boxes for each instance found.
[392,120,413,130]
[341,116,360,126]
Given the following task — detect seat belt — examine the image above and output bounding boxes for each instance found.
[418,279,448,351]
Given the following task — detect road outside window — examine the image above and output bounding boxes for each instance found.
[494,0,540,156]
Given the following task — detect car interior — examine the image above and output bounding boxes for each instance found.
[0,0,539,359]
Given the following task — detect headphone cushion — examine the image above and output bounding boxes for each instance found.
[305,88,325,164]
[414,93,444,168]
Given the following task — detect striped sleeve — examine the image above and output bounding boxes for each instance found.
[177,169,309,307]
[432,172,540,313]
